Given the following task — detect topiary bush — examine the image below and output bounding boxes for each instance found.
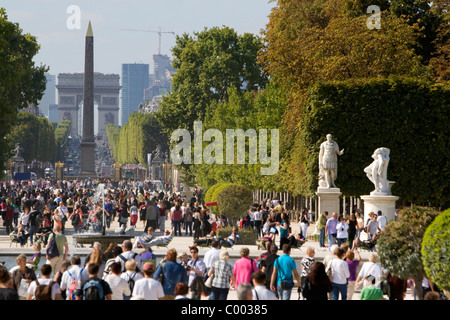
[217,183,253,225]
[421,208,450,292]
[377,206,440,300]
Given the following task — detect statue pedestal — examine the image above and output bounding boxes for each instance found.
[361,193,399,223]
[316,187,342,216]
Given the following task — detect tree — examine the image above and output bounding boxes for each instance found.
[259,0,447,196]
[421,208,450,293]
[0,8,48,174]
[216,184,253,226]
[107,113,168,165]
[377,206,440,300]
[7,112,56,162]
[157,26,268,136]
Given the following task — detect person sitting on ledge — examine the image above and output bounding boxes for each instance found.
[219,227,239,248]
[133,227,155,249]
[193,231,217,246]
[143,228,174,248]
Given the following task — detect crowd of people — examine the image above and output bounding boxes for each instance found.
[0,178,446,301]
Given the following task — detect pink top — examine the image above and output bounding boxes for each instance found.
[233,257,257,289]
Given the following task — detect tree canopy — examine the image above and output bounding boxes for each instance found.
[0,8,48,174]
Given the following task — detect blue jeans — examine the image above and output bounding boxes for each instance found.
[210,287,229,300]
[277,283,292,300]
[319,228,326,247]
[328,233,336,250]
[332,282,347,300]
[29,225,38,244]
[173,220,181,236]
[185,221,192,236]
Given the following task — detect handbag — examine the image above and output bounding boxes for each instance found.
[276,258,294,290]
[326,260,333,282]
[205,273,214,288]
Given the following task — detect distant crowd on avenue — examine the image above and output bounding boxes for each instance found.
[0,178,446,300]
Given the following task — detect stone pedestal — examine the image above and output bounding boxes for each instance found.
[316,187,342,215]
[80,141,96,177]
[361,194,399,223]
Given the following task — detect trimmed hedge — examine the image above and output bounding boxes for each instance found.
[300,77,450,206]
[216,226,258,246]
[422,208,450,291]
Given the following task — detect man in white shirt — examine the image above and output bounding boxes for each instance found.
[252,271,277,300]
[377,211,387,232]
[116,240,143,272]
[104,261,131,300]
[27,264,62,300]
[132,262,164,300]
[203,240,220,272]
[60,255,89,300]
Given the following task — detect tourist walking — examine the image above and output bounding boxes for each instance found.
[208,249,235,300]
[270,244,301,300]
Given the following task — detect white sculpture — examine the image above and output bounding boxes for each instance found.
[364,147,390,194]
[318,134,344,188]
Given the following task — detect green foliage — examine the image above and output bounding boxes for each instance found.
[53,120,71,162]
[0,8,48,174]
[216,226,258,246]
[421,208,450,292]
[156,26,268,136]
[7,112,56,162]
[186,84,287,191]
[216,184,253,223]
[298,77,450,205]
[107,113,168,165]
[377,206,440,299]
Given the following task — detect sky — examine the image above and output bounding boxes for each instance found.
[1,0,276,77]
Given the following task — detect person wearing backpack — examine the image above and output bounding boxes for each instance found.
[115,240,142,272]
[46,224,69,275]
[60,255,88,300]
[104,262,131,300]
[76,263,112,300]
[69,204,83,233]
[120,259,144,300]
[26,264,61,300]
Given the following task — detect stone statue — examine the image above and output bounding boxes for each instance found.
[12,143,23,158]
[318,134,344,188]
[364,147,390,194]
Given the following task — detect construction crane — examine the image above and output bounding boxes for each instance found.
[121,27,175,55]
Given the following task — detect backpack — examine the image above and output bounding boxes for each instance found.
[34,280,55,300]
[82,279,104,300]
[46,233,59,259]
[119,253,140,272]
[71,211,81,226]
[67,268,84,300]
[125,272,137,299]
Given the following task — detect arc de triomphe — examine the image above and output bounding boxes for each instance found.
[56,72,121,138]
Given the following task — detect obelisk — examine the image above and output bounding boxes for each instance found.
[80,21,96,177]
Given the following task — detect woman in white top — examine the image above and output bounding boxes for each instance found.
[327,248,350,300]
[355,253,383,288]
[336,216,349,247]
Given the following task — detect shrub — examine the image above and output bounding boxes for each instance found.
[217,184,253,224]
[421,208,450,292]
[377,206,440,300]
[216,226,258,246]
